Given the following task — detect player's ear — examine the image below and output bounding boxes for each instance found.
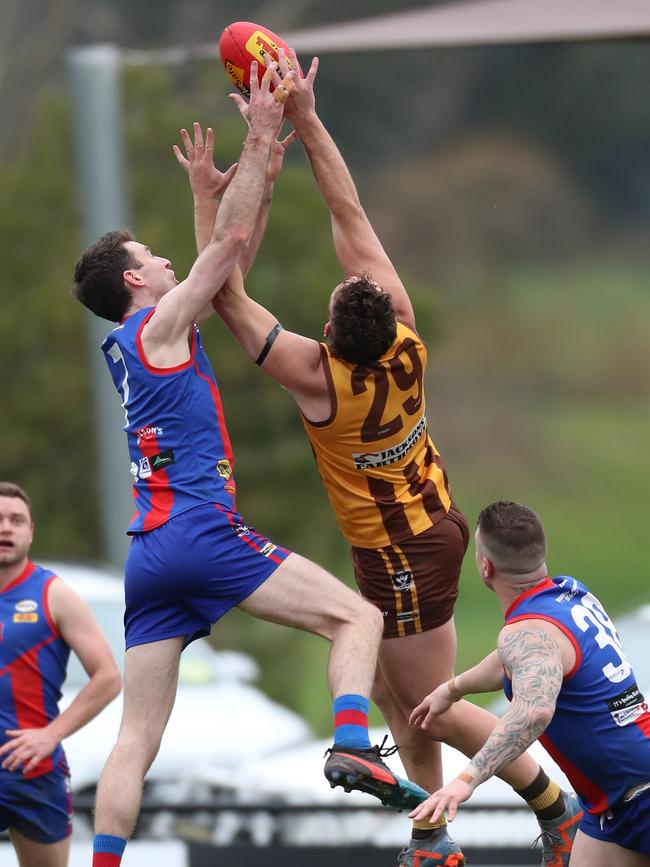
[323,321,331,338]
[480,557,495,581]
[124,269,144,289]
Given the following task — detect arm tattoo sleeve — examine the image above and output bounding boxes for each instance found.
[468,627,563,784]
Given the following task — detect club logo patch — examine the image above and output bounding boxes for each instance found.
[217,459,233,480]
[390,571,413,593]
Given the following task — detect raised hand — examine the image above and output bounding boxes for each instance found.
[276,47,318,126]
[230,60,291,141]
[173,122,237,201]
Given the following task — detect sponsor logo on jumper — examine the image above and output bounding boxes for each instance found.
[234,523,251,538]
[13,613,38,623]
[137,456,152,479]
[396,610,420,624]
[260,542,277,558]
[151,449,175,471]
[607,683,647,727]
[353,415,426,470]
[15,600,38,613]
[390,570,413,593]
[132,450,176,480]
[555,578,580,603]
[224,482,236,495]
[136,425,163,444]
[217,459,233,480]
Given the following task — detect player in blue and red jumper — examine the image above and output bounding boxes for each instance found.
[411,501,650,866]
[0,482,121,867]
[72,63,424,867]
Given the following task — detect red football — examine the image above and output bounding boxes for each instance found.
[219,21,299,98]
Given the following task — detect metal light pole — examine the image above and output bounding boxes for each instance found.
[68,45,133,568]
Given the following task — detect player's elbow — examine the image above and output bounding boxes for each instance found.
[527,704,554,736]
[213,223,250,255]
[330,199,364,223]
[101,663,123,702]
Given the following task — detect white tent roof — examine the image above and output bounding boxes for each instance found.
[284,0,650,52]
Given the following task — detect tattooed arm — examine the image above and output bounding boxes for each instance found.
[410,623,563,823]
[468,625,563,782]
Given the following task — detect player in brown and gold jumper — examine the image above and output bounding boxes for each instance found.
[176,50,581,867]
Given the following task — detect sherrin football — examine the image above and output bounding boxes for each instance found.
[219,21,298,97]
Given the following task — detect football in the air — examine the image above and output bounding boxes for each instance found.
[219,21,298,97]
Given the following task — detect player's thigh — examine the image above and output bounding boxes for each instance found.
[119,637,183,740]
[570,829,649,867]
[378,617,458,713]
[238,552,378,639]
[9,830,70,867]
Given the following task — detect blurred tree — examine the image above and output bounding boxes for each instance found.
[0,93,100,558]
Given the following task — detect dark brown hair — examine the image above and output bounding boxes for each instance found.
[73,229,138,322]
[0,482,34,520]
[329,274,397,364]
[477,500,547,574]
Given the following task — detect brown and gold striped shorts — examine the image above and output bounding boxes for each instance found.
[351,504,469,639]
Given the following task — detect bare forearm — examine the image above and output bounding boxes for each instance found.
[295,114,360,214]
[453,651,505,697]
[49,669,121,742]
[461,627,562,788]
[211,132,274,245]
[215,282,277,360]
[194,196,219,254]
[185,132,275,316]
[463,700,549,786]
[240,182,273,276]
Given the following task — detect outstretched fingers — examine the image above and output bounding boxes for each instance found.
[172,143,189,172]
[192,121,204,151]
[297,50,319,86]
[280,130,298,149]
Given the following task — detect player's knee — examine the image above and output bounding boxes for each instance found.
[354,596,384,637]
[115,726,163,770]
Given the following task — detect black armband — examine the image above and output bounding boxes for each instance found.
[255,323,283,366]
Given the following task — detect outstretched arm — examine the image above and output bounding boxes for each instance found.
[410,625,563,823]
[279,49,415,328]
[213,266,325,410]
[175,123,296,270]
[145,62,288,352]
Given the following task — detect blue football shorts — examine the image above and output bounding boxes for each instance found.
[0,766,72,843]
[579,786,650,855]
[124,503,291,650]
